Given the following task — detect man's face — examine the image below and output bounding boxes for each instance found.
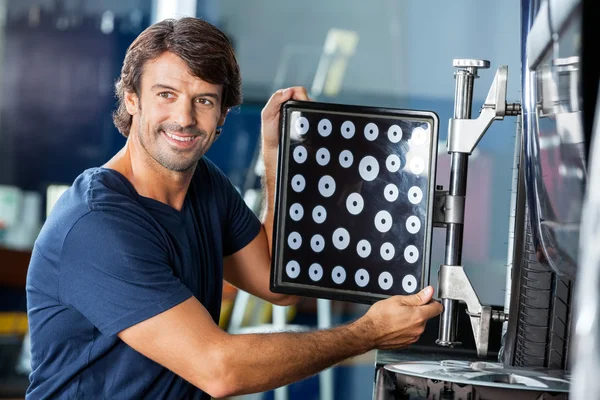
[125,52,226,172]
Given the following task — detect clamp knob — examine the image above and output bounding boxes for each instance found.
[453,59,490,78]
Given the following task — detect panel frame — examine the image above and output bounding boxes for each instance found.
[269,100,439,304]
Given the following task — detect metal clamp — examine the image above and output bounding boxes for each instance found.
[447,65,522,154]
[438,264,491,357]
[433,189,465,227]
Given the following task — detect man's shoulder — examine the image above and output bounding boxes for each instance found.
[39,168,145,241]
[28,167,148,298]
[59,167,142,212]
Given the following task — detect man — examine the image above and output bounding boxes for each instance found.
[25,17,442,399]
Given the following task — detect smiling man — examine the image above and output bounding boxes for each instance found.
[25,17,442,399]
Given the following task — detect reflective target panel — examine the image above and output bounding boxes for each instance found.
[270,100,439,304]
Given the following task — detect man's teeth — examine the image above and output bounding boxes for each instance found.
[165,132,195,142]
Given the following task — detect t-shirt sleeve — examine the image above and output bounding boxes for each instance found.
[58,210,193,337]
[211,163,262,256]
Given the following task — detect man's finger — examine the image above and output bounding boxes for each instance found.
[288,86,310,101]
[396,286,434,307]
[261,88,297,122]
[417,301,444,320]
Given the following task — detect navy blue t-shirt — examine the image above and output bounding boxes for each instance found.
[25,157,261,399]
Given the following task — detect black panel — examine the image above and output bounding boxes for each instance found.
[270,100,439,304]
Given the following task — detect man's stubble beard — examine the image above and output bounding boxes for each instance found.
[136,112,210,173]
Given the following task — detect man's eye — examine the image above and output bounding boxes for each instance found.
[195,98,213,106]
[158,92,174,99]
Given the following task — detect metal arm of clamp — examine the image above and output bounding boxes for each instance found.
[447,65,522,154]
[438,265,492,357]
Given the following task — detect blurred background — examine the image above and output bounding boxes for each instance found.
[0,0,521,399]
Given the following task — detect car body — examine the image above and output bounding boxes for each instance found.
[521,0,586,281]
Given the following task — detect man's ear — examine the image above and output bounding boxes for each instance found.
[124,91,139,115]
[215,109,229,141]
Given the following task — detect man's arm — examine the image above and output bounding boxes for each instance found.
[223,227,297,306]
[223,87,309,305]
[118,286,442,398]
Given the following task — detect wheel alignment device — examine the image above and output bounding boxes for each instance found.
[435,59,521,357]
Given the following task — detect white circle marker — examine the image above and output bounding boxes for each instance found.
[402,274,418,293]
[332,266,346,284]
[374,210,393,233]
[309,263,323,281]
[318,176,336,197]
[408,186,423,204]
[289,203,304,221]
[386,154,401,172]
[316,148,330,166]
[404,245,419,263]
[379,272,393,290]
[380,242,395,261]
[412,126,428,145]
[293,146,307,164]
[291,175,306,193]
[311,234,325,252]
[406,216,421,234]
[346,193,364,215]
[288,232,302,250]
[318,119,332,137]
[332,228,350,250]
[384,184,399,202]
[364,122,379,141]
[341,121,355,139]
[295,117,309,135]
[388,125,403,143]
[339,150,354,168]
[410,156,425,175]
[312,206,327,224]
[286,261,300,279]
[359,156,379,181]
[357,240,371,258]
[355,269,370,287]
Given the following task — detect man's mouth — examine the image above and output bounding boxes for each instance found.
[163,131,198,142]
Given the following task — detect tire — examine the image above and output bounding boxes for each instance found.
[507,208,573,369]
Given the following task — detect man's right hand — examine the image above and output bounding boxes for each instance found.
[355,286,443,350]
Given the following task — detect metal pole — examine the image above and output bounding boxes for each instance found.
[273,305,289,400]
[317,299,333,400]
[437,69,475,346]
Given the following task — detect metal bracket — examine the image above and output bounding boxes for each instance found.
[433,188,465,227]
[447,65,521,154]
[432,188,447,227]
[438,264,491,357]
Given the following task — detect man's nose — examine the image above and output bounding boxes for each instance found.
[176,101,196,128]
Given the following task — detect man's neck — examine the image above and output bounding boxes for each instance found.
[105,138,194,211]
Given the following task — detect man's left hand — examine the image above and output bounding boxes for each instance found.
[261,87,310,151]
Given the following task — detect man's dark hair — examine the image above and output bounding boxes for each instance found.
[113,17,242,137]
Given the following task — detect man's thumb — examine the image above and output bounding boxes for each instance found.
[399,286,434,306]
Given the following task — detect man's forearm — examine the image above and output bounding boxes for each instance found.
[261,145,278,256]
[219,318,373,396]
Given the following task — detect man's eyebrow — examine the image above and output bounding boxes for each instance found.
[151,84,221,101]
[151,83,179,92]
